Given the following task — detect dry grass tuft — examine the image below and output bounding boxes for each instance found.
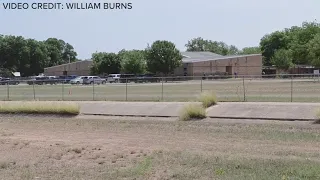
[0,101,80,115]
[0,162,9,169]
[71,148,82,154]
[179,104,206,121]
[314,110,320,124]
[198,91,218,108]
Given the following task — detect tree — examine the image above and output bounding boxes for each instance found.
[62,43,77,63]
[146,40,182,75]
[90,52,121,75]
[25,39,49,76]
[287,21,320,65]
[185,37,208,51]
[119,49,146,74]
[271,49,293,71]
[260,31,289,66]
[228,45,240,55]
[185,37,239,55]
[0,34,78,76]
[240,47,261,55]
[260,21,320,66]
[307,33,320,67]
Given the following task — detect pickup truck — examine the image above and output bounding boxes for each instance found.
[27,76,59,85]
[0,78,20,85]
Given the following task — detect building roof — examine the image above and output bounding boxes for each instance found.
[44,59,92,70]
[182,53,262,63]
[181,51,223,59]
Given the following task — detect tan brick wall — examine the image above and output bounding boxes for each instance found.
[44,61,93,76]
[181,55,262,77]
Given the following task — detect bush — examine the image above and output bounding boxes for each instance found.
[179,104,206,121]
[0,101,80,115]
[314,110,320,124]
[198,91,218,108]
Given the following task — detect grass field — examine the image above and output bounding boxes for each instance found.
[0,116,320,179]
[1,79,320,102]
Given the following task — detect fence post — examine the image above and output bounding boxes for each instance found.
[62,82,64,101]
[125,78,128,101]
[32,82,36,100]
[6,81,9,101]
[161,77,164,101]
[200,78,203,92]
[92,81,95,101]
[242,76,246,102]
[291,75,293,102]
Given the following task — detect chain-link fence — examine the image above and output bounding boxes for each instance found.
[1,74,320,102]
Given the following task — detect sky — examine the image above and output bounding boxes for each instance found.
[0,0,319,59]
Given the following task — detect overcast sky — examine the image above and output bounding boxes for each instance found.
[0,0,319,59]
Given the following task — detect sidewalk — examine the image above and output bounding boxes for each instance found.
[206,102,320,121]
[79,101,320,121]
[80,101,201,117]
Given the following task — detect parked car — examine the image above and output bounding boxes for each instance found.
[27,76,58,85]
[119,74,136,83]
[70,76,87,85]
[107,74,121,83]
[59,75,79,84]
[134,74,160,83]
[0,78,20,85]
[82,76,106,85]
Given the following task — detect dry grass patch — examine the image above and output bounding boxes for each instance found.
[179,104,206,121]
[314,109,320,124]
[0,101,79,115]
[198,91,218,108]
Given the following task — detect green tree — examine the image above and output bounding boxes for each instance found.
[25,39,49,76]
[287,21,320,65]
[62,43,77,63]
[90,52,121,75]
[228,45,240,55]
[0,34,78,76]
[185,37,239,55]
[119,49,146,74]
[260,31,289,66]
[44,38,77,67]
[240,46,261,55]
[146,40,182,75]
[307,33,320,67]
[271,49,293,71]
[185,37,208,51]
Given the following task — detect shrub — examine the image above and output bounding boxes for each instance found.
[314,110,320,124]
[0,101,80,115]
[198,91,218,108]
[179,104,206,121]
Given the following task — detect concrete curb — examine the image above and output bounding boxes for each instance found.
[81,113,178,118]
[82,113,316,122]
[207,116,315,121]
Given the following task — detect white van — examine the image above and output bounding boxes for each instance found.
[107,74,120,83]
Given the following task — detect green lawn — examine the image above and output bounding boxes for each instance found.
[0,79,320,102]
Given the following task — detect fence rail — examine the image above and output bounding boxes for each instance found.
[1,74,320,102]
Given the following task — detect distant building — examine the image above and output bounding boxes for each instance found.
[175,52,262,77]
[43,52,263,77]
[44,59,92,76]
